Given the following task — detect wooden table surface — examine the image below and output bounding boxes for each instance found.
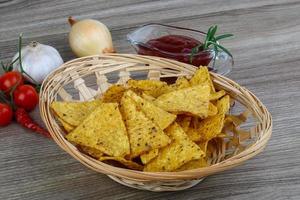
[1,0,300,199]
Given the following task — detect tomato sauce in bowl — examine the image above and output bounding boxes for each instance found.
[128,24,233,75]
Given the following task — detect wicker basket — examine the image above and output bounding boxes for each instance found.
[39,54,272,192]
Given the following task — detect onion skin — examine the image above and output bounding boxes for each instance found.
[68,17,115,57]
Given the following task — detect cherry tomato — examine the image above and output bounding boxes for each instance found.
[0,103,13,126]
[0,71,23,94]
[13,85,39,111]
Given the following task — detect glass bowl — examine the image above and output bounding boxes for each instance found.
[127,23,233,75]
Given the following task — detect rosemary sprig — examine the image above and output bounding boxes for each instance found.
[190,25,233,64]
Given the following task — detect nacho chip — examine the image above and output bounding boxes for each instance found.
[102,85,126,103]
[66,103,130,157]
[225,110,249,127]
[176,115,192,133]
[125,90,176,130]
[175,158,208,171]
[173,77,190,89]
[210,90,226,101]
[141,93,155,102]
[190,67,215,92]
[79,146,103,159]
[197,140,209,154]
[154,84,210,118]
[216,95,230,114]
[208,102,218,116]
[127,79,171,97]
[51,100,102,126]
[100,156,143,170]
[120,95,170,158]
[140,149,159,165]
[57,117,75,133]
[187,113,225,142]
[144,123,204,172]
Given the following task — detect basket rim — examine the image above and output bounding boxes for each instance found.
[40,53,272,181]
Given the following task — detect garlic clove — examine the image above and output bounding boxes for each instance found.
[13,42,63,84]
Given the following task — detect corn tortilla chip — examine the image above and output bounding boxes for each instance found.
[208,102,218,116]
[216,95,230,114]
[144,123,204,172]
[140,149,159,165]
[51,100,102,126]
[102,85,126,103]
[79,146,103,159]
[100,156,143,170]
[173,77,190,89]
[190,67,215,92]
[127,79,171,97]
[176,115,192,133]
[120,95,170,158]
[210,90,226,101]
[66,103,130,157]
[225,110,249,127]
[197,140,209,154]
[187,113,225,142]
[141,93,156,102]
[57,117,75,133]
[175,158,208,171]
[125,90,176,130]
[154,84,210,118]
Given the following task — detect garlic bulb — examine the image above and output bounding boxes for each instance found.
[12,41,63,84]
[68,17,115,57]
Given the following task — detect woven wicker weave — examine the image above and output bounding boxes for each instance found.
[39,54,272,191]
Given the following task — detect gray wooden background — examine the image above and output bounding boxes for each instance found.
[0,0,300,199]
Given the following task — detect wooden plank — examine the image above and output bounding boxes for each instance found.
[0,0,300,199]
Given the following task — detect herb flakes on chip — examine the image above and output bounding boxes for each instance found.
[120,94,171,158]
[66,103,130,157]
[51,99,102,127]
[154,84,210,118]
[144,123,204,172]
[52,67,251,172]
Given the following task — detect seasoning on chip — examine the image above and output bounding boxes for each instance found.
[66,103,130,157]
[144,123,204,172]
[154,84,210,118]
[125,90,176,130]
[102,85,127,103]
[140,149,159,165]
[127,79,171,97]
[120,94,170,158]
[51,99,102,126]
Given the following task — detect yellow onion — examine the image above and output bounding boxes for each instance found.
[68,17,115,57]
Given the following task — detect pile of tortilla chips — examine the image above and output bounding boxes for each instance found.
[51,67,249,172]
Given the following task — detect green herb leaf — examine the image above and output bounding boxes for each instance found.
[215,34,234,41]
[189,25,233,64]
[207,41,233,57]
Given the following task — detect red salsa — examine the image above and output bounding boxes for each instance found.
[137,35,213,66]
